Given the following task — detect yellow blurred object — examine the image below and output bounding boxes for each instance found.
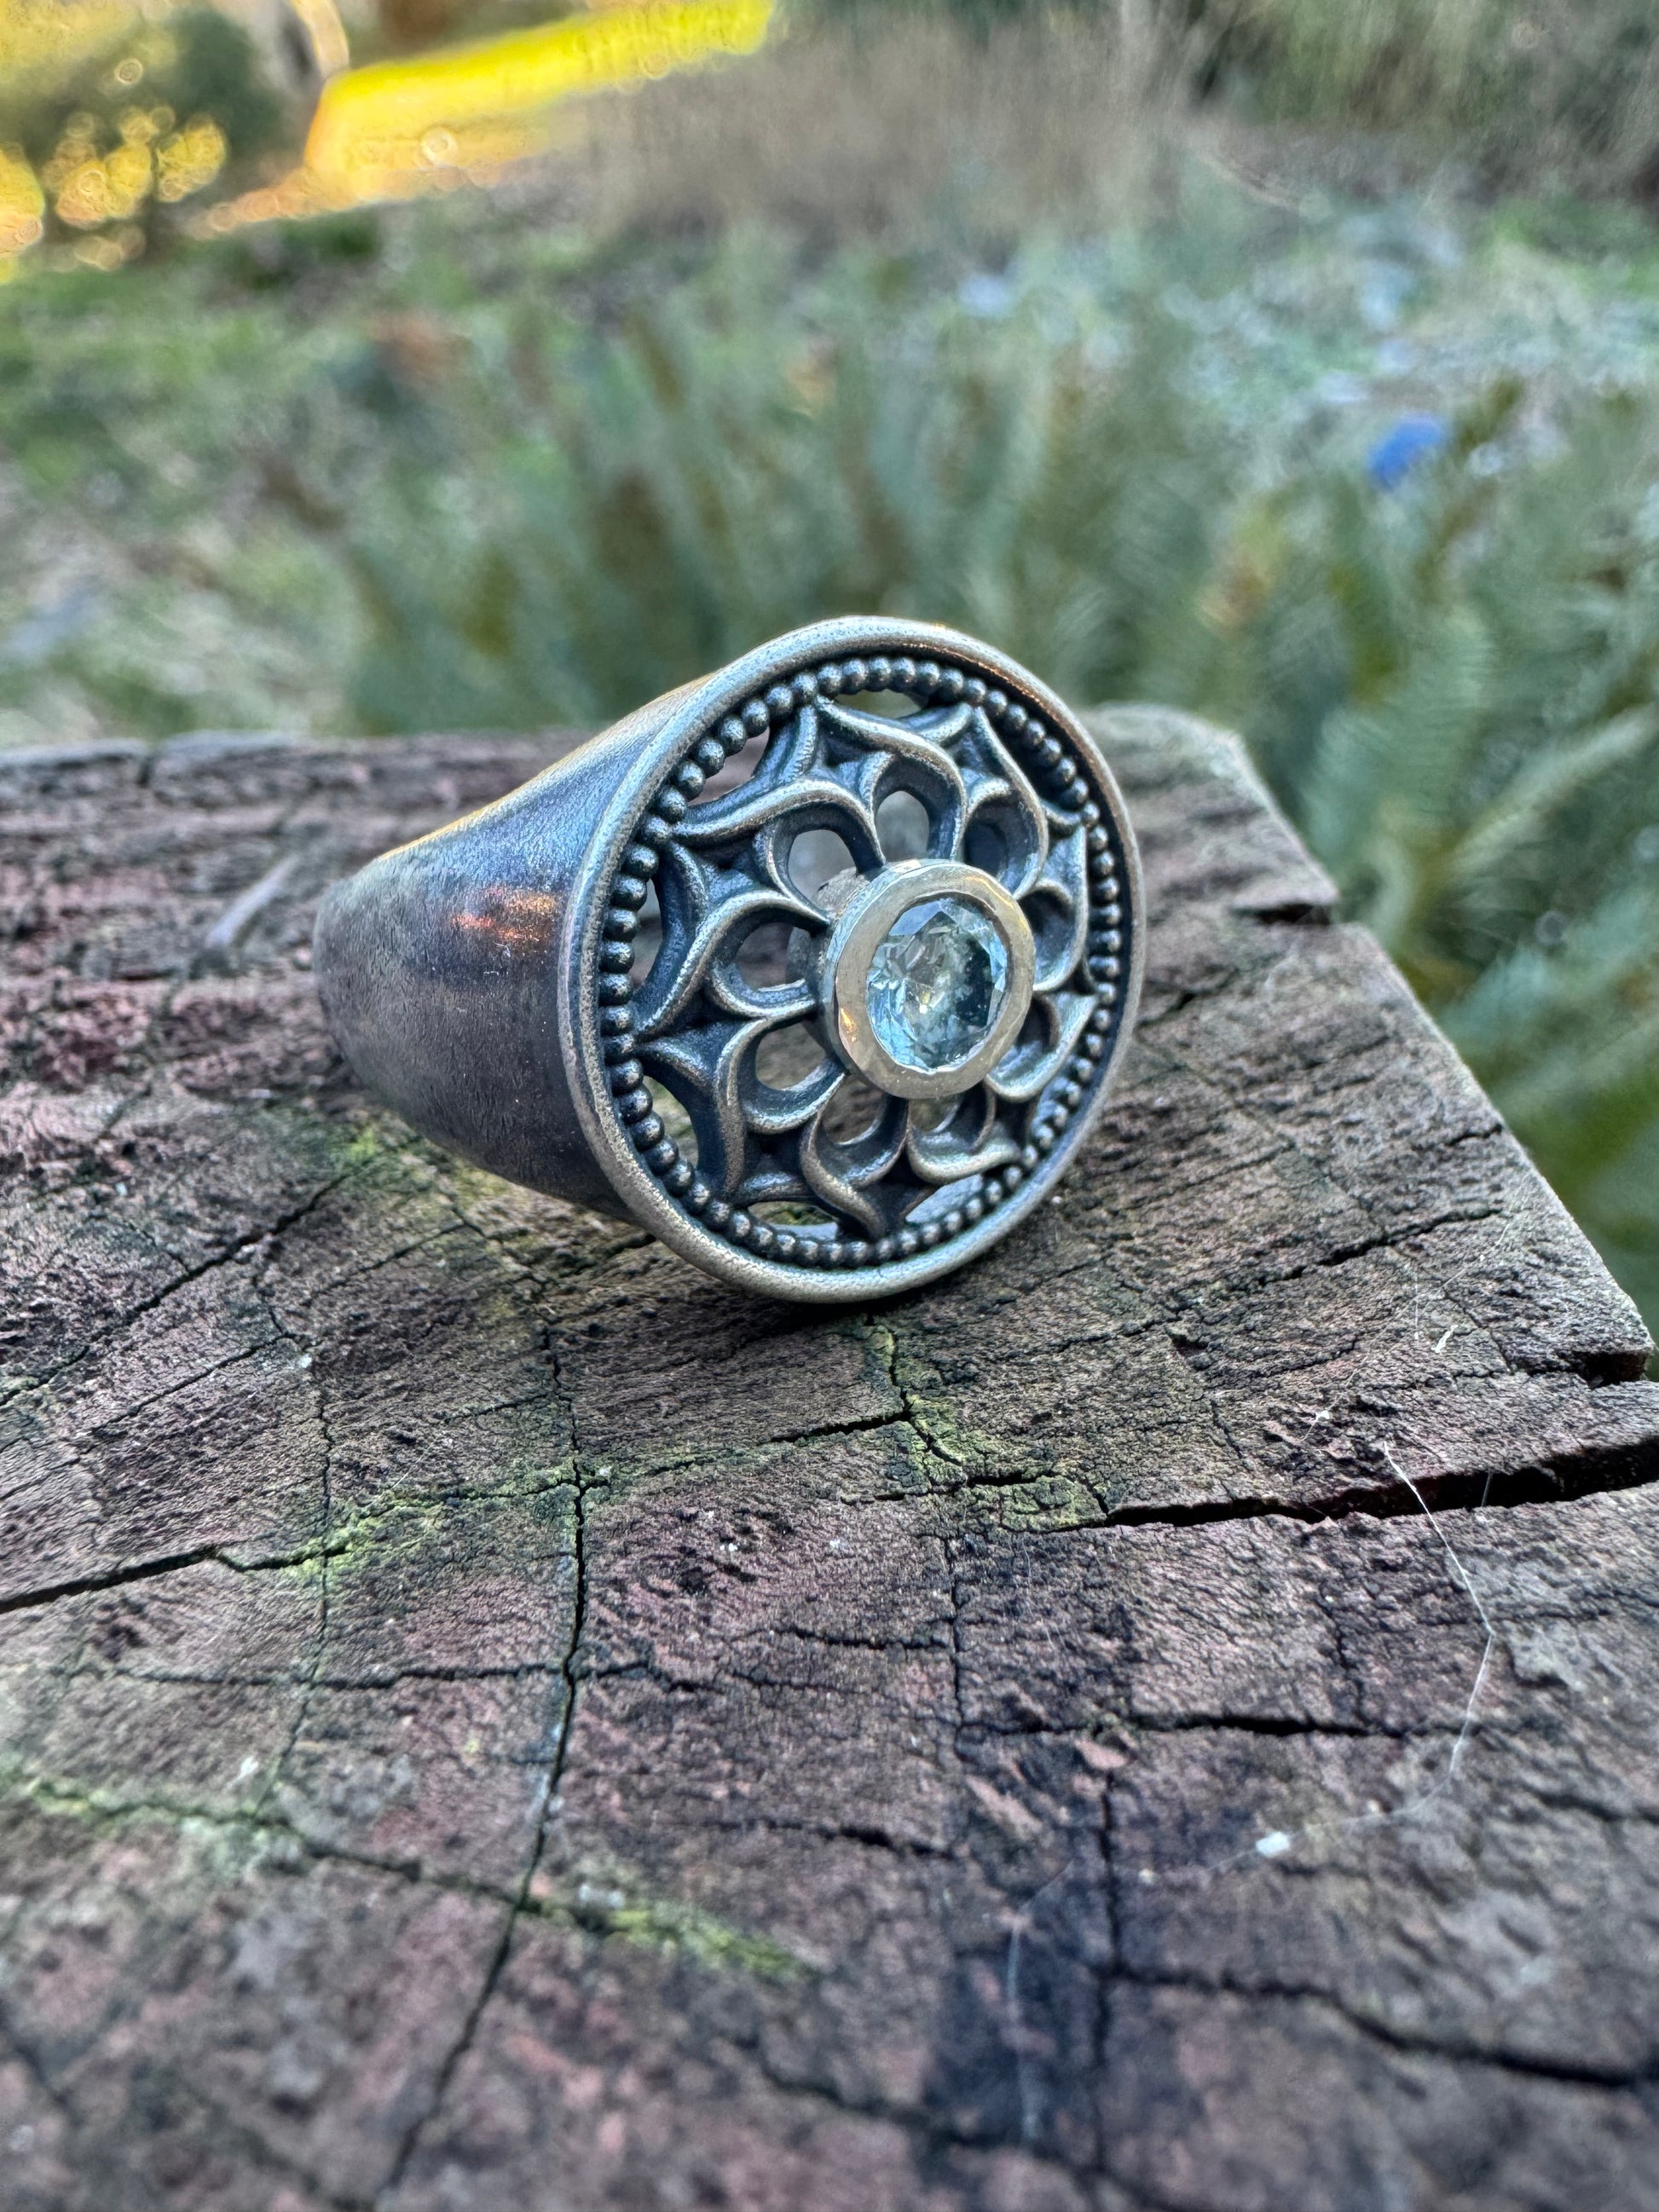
[106,136,152,197]
[155,113,227,199]
[53,154,110,224]
[303,0,775,199]
[49,130,156,226]
[0,143,47,259]
[0,0,137,78]
[3,0,775,263]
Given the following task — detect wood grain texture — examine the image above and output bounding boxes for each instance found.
[3,711,1657,2212]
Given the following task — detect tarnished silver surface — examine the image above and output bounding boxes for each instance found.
[313,617,1144,1301]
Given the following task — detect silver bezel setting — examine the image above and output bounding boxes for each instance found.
[821,861,1035,1102]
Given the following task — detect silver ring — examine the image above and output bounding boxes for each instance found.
[314,618,1144,1302]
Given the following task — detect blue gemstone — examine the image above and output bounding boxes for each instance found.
[866,897,1009,1073]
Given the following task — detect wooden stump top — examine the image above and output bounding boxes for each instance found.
[3,711,1657,2212]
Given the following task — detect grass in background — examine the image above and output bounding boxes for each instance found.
[804,0,1659,203]
[2,8,1658,1323]
[1199,0,1659,200]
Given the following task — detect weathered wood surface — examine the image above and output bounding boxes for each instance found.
[3,711,1659,2212]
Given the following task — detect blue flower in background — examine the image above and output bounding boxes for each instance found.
[1367,413,1448,489]
[958,271,1015,320]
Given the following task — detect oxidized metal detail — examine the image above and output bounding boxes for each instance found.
[312,618,1143,1302]
[595,646,1135,1274]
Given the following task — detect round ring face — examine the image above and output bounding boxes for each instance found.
[575,621,1142,1298]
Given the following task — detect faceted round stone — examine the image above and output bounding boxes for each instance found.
[865,896,1009,1073]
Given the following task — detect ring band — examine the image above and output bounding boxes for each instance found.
[314,618,1144,1301]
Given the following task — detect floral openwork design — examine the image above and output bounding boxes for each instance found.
[596,652,1130,1273]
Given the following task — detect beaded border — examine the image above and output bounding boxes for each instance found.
[594,653,1130,1272]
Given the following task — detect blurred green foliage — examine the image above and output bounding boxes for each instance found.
[1209,0,1659,199]
[805,0,1659,197]
[2,180,1658,1322]
[349,253,1224,731]
[1204,384,1659,1319]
